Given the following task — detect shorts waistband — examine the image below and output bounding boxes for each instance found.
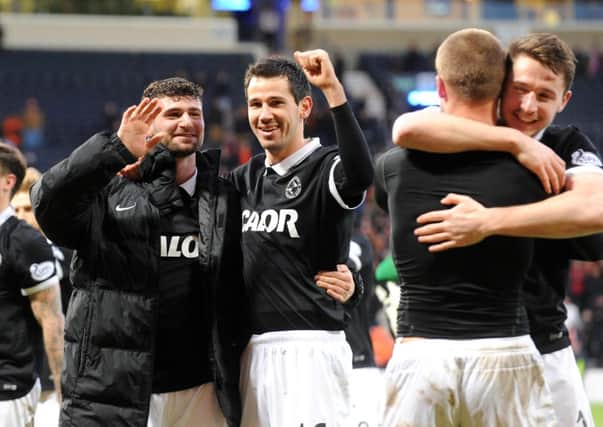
[395,335,535,353]
[249,330,346,345]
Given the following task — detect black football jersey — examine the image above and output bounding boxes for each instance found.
[375,148,548,339]
[231,139,360,333]
[525,125,603,354]
[153,179,211,393]
[0,209,59,400]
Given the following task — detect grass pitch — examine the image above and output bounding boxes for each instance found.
[592,403,603,425]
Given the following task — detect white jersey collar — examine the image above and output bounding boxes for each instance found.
[534,128,546,141]
[265,138,321,176]
[179,168,198,197]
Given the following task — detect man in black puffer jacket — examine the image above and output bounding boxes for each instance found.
[31,78,248,427]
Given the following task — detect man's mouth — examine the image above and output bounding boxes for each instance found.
[514,114,538,125]
[258,126,278,136]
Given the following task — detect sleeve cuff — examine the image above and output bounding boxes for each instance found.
[110,133,138,165]
[328,156,366,210]
[21,276,60,296]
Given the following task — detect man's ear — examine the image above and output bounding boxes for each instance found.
[1,173,16,198]
[299,96,313,120]
[436,76,447,101]
[558,90,572,113]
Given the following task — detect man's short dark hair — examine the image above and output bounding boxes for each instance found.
[508,33,576,93]
[142,77,204,100]
[244,56,311,104]
[0,142,26,197]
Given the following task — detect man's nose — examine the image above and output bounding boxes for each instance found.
[521,92,538,114]
[179,113,194,127]
[259,105,273,121]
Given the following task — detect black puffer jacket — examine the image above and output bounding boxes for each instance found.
[31,132,248,427]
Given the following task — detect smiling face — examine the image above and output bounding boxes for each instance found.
[150,96,205,157]
[246,75,312,164]
[500,53,572,137]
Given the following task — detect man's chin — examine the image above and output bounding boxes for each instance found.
[172,148,197,158]
[510,121,539,137]
[167,141,201,157]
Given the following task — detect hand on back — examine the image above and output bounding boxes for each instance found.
[513,134,566,194]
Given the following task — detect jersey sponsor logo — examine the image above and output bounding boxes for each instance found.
[242,209,300,238]
[285,176,302,199]
[577,410,587,427]
[30,261,55,282]
[116,202,137,212]
[160,235,199,258]
[571,149,603,167]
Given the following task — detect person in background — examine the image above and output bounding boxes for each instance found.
[12,167,73,426]
[344,227,385,426]
[0,142,64,427]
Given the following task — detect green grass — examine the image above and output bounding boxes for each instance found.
[592,403,603,426]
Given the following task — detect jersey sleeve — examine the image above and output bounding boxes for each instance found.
[550,127,603,260]
[329,103,374,208]
[558,127,603,176]
[15,227,60,296]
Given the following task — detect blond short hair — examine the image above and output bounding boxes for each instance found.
[17,167,42,194]
[435,28,506,101]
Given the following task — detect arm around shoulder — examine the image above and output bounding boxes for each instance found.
[393,109,519,153]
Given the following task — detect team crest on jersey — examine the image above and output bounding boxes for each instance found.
[285,176,302,199]
[30,261,55,282]
[571,149,602,167]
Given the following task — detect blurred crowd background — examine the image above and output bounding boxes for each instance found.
[1,0,603,370]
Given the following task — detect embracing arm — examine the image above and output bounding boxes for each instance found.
[315,264,358,304]
[393,109,565,194]
[29,284,64,401]
[415,171,603,252]
[478,172,603,238]
[393,109,523,152]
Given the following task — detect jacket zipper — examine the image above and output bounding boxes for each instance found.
[76,288,95,376]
